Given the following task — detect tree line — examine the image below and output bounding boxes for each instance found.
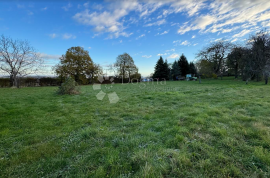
[153,54,197,80]
[0,34,141,87]
[54,47,141,84]
[196,30,270,84]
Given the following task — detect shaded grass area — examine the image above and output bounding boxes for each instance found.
[0,78,270,177]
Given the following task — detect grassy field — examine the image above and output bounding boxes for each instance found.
[0,78,270,177]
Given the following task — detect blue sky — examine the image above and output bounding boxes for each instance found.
[1,0,270,77]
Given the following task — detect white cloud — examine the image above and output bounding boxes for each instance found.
[157,53,169,56]
[136,34,145,40]
[28,11,34,15]
[72,0,270,41]
[62,3,72,11]
[142,55,152,58]
[88,47,91,49]
[73,1,139,39]
[17,4,24,8]
[232,29,251,38]
[261,20,270,27]
[160,30,168,35]
[192,35,196,38]
[144,19,166,27]
[181,40,190,46]
[166,48,175,52]
[231,38,238,42]
[176,0,270,38]
[38,53,61,60]
[92,4,103,10]
[41,7,47,11]
[140,10,148,17]
[83,2,89,8]
[157,15,162,19]
[62,33,76,39]
[214,38,222,42]
[119,40,122,43]
[173,40,181,43]
[49,33,57,39]
[168,53,180,59]
[178,15,216,34]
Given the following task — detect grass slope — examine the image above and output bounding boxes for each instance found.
[0,78,270,177]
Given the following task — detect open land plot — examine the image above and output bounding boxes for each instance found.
[0,78,270,177]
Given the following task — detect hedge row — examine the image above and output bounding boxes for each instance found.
[0,76,141,87]
[0,77,61,88]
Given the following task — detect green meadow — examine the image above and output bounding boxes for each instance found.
[1,78,270,177]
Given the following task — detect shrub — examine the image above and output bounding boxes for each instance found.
[57,77,80,95]
[0,78,10,87]
[212,73,218,79]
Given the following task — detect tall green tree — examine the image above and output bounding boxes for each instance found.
[178,54,190,76]
[54,46,94,84]
[171,60,181,80]
[189,62,197,76]
[164,59,170,80]
[153,56,165,80]
[227,47,244,79]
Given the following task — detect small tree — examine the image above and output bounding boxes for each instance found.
[0,35,43,88]
[57,77,80,95]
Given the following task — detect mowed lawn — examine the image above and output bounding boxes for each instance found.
[0,78,270,177]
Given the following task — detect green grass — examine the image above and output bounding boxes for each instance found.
[0,78,270,177]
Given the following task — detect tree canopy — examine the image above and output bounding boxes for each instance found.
[153,56,170,80]
[115,53,139,79]
[178,54,190,76]
[54,46,96,84]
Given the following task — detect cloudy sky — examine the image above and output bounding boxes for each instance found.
[1,0,270,76]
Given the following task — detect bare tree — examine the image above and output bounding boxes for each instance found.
[115,53,138,79]
[247,30,270,83]
[0,35,43,87]
[197,40,232,79]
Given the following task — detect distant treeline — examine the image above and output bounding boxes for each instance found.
[0,76,138,88]
[0,77,60,88]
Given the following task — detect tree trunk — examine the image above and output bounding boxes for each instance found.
[235,64,238,79]
[246,79,248,85]
[199,75,201,84]
[10,74,13,87]
[12,74,19,88]
[265,77,268,85]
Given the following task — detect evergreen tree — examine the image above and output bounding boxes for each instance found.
[153,56,165,80]
[163,59,170,80]
[189,62,197,76]
[171,60,181,80]
[178,54,190,77]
